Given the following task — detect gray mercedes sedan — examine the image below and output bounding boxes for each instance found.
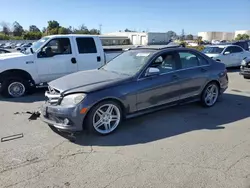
[41,46,228,135]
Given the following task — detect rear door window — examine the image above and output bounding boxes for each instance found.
[231,46,243,53]
[76,37,97,54]
[178,52,209,69]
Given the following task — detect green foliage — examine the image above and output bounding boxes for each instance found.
[166,30,177,39]
[235,34,249,40]
[23,32,42,40]
[0,33,10,40]
[48,28,59,35]
[47,20,60,31]
[196,36,203,45]
[186,34,193,40]
[0,20,100,40]
[29,25,40,32]
[13,21,24,36]
[58,27,70,34]
[187,45,205,51]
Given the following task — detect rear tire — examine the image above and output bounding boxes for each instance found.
[200,82,219,107]
[85,100,122,135]
[243,76,250,79]
[1,77,30,98]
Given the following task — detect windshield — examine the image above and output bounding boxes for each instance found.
[101,50,154,76]
[31,37,50,52]
[202,47,224,54]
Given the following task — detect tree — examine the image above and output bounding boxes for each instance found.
[89,28,100,35]
[29,25,40,32]
[42,27,47,33]
[124,28,135,32]
[1,22,11,35]
[166,31,177,39]
[186,34,194,40]
[47,20,60,34]
[179,29,185,41]
[47,20,60,30]
[13,21,24,36]
[197,36,203,45]
[23,32,42,40]
[58,27,70,34]
[235,34,249,40]
[73,24,89,34]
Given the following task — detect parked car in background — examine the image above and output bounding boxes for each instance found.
[211,40,220,45]
[0,49,11,54]
[202,45,250,67]
[240,57,250,79]
[232,40,250,51]
[0,34,122,98]
[15,43,24,49]
[3,43,12,49]
[42,46,228,135]
[0,43,5,48]
[18,43,33,51]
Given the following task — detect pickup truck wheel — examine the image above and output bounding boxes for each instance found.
[85,100,122,135]
[1,78,29,98]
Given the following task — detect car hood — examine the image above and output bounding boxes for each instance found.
[48,69,132,94]
[0,52,29,60]
[204,53,220,58]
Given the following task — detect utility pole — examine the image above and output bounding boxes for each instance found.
[99,24,102,35]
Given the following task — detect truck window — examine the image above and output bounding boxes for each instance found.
[76,37,97,54]
[42,38,72,55]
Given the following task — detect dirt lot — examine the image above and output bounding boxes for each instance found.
[0,70,250,188]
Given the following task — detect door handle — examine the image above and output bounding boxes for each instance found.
[71,57,77,64]
[97,56,101,62]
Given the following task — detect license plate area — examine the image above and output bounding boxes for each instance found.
[243,67,250,71]
[42,106,48,117]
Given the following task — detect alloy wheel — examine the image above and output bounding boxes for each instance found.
[92,104,121,134]
[204,84,219,106]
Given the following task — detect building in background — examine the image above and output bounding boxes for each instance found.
[104,32,170,45]
[198,32,235,41]
[99,35,130,46]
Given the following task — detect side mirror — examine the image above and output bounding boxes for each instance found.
[145,67,160,77]
[44,46,54,57]
[224,51,230,55]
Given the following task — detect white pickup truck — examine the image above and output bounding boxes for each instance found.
[0,34,122,98]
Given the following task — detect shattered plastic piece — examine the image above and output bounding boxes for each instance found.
[28,111,41,120]
[1,133,23,142]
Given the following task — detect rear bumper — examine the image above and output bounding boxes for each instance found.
[239,66,250,76]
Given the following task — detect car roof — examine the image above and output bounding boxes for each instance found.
[46,34,101,38]
[207,44,241,48]
[128,43,181,51]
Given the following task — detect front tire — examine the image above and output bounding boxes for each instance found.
[85,100,122,135]
[1,77,29,98]
[200,82,219,107]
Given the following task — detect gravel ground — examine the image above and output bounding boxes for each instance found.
[0,70,250,188]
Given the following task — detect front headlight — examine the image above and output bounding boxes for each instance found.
[60,93,86,106]
[241,60,246,66]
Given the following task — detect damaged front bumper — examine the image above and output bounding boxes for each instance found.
[41,102,87,132]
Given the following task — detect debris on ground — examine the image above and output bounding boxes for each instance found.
[28,111,40,120]
[1,133,24,142]
[14,111,41,120]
